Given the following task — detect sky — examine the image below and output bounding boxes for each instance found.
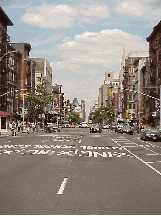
[1,0,161,119]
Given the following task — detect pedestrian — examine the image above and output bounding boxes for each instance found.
[18,121,21,132]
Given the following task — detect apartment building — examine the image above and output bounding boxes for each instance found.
[122,52,148,121]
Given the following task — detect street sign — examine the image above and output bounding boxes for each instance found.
[24,109,28,114]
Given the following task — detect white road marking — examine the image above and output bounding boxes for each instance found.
[123,146,139,148]
[57,178,68,195]
[147,161,161,163]
[146,154,160,155]
[110,138,161,176]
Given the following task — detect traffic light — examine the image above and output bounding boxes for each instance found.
[15,93,18,99]
[25,92,29,99]
[126,109,129,119]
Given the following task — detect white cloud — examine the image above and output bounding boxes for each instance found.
[115,0,161,20]
[21,3,109,28]
[21,4,77,28]
[115,0,149,16]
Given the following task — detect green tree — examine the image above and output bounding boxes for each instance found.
[67,112,82,124]
[89,106,115,124]
[26,83,55,121]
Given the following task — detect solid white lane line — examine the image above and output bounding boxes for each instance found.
[57,178,68,195]
[110,138,161,176]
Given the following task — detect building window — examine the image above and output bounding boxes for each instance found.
[37,77,41,82]
[133,104,135,109]
[158,52,161,62]
[108,74,110,77]
[159,38,161,46]
[129,104,131,109]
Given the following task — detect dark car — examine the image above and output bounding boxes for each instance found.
[90,123,102,133]
[111,122,116,130]
[115,123,124,132]
[140,127,160,141]
[121,125,134,135]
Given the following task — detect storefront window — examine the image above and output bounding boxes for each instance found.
[1,117,6,129]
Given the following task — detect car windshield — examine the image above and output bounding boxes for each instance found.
[123,126,130,129]
[93,124,99,127]
[53,124,58,127]
[145,127,158,132]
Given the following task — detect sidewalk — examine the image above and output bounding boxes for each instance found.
[0,128,44,138]
[0,131,11,138]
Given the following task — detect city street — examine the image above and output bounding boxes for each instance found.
[0,128,161,214]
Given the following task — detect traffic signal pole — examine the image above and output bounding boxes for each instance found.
[22,93,25,132]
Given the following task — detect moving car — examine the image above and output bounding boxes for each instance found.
[45,123,60,132]
[102,124,110,129]
[111,122,116,130]
[115,123,124,132]
[90,123,102,133]
[81,122,88,128]
[140,127,161,141]
[121,125,134,135]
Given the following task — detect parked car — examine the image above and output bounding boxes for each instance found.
[140,127,161,141]
[90,123,102,133]
[102,124,110,129]
[121,125,134,135]
[115,123,124,132]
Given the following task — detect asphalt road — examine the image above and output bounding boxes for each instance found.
[0,128,161,214]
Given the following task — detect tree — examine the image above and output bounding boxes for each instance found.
[89,106,115,124]
[26,83,55,121]
[67,112,82,124]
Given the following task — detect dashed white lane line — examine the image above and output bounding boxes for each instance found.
[57,178,68,195]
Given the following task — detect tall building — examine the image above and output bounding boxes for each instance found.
[123,52,148,121]
[30,58,52,92]
[118,46,126,116]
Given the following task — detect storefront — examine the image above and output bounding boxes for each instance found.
[0,111,13,132]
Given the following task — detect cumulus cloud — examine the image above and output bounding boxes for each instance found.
[21,4,77,28]
[54,29,148,70]
[21,3,109,28]
[115,0,161,20]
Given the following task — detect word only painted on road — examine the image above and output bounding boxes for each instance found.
[0,149,129,158]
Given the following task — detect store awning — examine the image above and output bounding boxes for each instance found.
[0,111,12,117]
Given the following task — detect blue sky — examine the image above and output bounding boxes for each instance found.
[1,0,161,118]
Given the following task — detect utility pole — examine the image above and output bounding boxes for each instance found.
[160,85,161,129]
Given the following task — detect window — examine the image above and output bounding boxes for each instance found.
[159,38,161,46]
[108,74,110,77]
[158,52,161,62]
[37,77,41,82]
[133,104,135,109]
[129,104,131,109]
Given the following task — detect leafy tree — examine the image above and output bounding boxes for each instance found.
[67,112,82,124]
[26,83,55,121]
[89,106,115,124]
